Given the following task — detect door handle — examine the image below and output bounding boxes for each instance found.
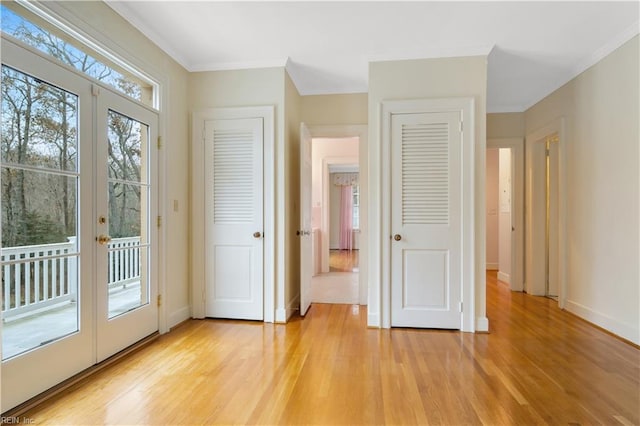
[253,231,262,239]
[97,234,112,245]
[393,234,402,241]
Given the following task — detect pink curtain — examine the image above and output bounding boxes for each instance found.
[339,185,353,250]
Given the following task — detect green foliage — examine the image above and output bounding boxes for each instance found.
[5,210,68,247]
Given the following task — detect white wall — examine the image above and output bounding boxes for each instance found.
[486,149,499,269]
[525,35,639,344]
[498,148,512,283]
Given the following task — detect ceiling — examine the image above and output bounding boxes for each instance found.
[106,1,639,112]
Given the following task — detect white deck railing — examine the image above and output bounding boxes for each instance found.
[1,236,141,321]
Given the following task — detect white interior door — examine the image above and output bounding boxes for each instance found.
[390,111,462,329]
[299,123,313,316]
[205,118,264,320]
[95,89,159,362]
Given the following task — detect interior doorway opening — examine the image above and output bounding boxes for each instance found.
[309,137,360,304]
[486,147,514,288]
[486,137,524,296]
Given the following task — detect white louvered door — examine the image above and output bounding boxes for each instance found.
[205,118,263,320]
[390,111,462,328]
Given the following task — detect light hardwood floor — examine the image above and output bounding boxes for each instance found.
[329,249,359,272]
[14,272,640,425]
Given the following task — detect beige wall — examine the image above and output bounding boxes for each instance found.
[189,67,292,322]
[301,93,368,125]
[487,113,525,139]
[42,1,192,330]
[368,55,488,329]
[524,35,639,344]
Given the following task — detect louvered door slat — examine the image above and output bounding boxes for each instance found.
[213,129,254,224]
[401,122,449,225]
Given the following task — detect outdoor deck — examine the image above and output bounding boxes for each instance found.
[2,237,143,360]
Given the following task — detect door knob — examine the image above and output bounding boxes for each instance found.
[253,231,262,239]
[97,234,112,245]
[394,234,402,241]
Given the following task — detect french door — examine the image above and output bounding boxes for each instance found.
[95,90,158,362]
[1,38,158,411]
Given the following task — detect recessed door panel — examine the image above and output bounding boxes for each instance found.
[403,250,448,309]
[214,245,253,301]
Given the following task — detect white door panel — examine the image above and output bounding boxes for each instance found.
[299,123,313,316]
[391,111,462,329]
[205,118,263,320]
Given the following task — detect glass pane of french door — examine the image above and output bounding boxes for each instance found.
[106,110,150,319]
[1,65,80,360]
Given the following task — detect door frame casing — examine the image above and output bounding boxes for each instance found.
[380,98,475,331]
[525,118,567,308]
[191,106,275,322]
[487,138,525,292]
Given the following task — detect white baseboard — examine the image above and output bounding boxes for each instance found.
[565,300,639,345]
[497,271,511,284]
[367,312,380,328]
[486,263,499,270]
[475,316,489,332]
[285,295,300,322]
[168,306,191,330]
[275,308,287,323]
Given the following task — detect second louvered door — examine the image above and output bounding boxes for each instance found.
[390,111,462,328]
[205,118,263,320]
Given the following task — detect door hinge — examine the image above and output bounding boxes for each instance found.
[157,215,162,227]
[157,136,162,149]
[157,294,162,307]
[459,121,463,132]
[459,301,463,313]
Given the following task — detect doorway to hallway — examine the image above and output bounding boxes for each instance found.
[299,124,368,315]
[311,250,359,304]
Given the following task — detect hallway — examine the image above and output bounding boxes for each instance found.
[14,272,640,425]
[310,250,359,304]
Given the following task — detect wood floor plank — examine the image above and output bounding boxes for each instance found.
[13,271,640,425]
